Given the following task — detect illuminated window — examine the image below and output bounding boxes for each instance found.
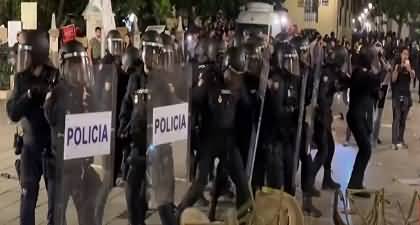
[304,0,319,22]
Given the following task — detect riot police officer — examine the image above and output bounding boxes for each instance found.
[7,30,57,225]
[178,45,252,221]
[119,30,159,225]
[146,32,184,225]
[346,46,381,197]
[310,45,350,192]
[119,46,142,181]
[189,37,221,182]
[44,40,101,225]
[120,30,181,225]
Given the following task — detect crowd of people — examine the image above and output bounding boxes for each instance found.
[5,9,420,225]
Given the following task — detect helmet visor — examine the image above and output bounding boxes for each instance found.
[16,44,32,73]
[62,52,94,87]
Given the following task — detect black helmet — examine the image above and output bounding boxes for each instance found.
[275,32,290,44]
[291,36,310,67]
[334,46,351,74]
[161,33,178,71]
[106,30,123,56]
[242,37,265,76]
[224,46,247,74]
[273,41,300,76]
[17,30,49,70]
[358,46,373,68]
[121,46,141,73]
[59,40,94,87]
[194,38,219,64]
[141,30,164,70]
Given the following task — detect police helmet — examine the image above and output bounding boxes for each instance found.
[194,38,219,64]
[17,30,49,71]
[59,40,94,87]
[161,33,177,71]
[273,42,300,76]
[141,30,164,70]
[106,30,123,56]
[121,46,141,73]
[224,46,247,74]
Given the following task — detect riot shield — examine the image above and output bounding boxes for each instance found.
[47,63,117,225]
[245,48,270,184]
[302,46,324,155]
[145,64,191,208]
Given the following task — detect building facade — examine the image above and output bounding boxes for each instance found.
[283,0,356,39]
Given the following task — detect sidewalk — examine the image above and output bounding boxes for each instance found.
[0,95,420,225]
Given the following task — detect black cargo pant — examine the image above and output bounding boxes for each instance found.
[178,134,251,218]
[125,144,148,225]
[20,145,55,225]
[346,110,372,188]
[61,164,101,225]
[392,96,411,145]
[372,85,388,145]
[312,112,335,180]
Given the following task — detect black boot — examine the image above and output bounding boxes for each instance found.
[322,170,341,190]
[158,204,177,225]
[302,194,322,218]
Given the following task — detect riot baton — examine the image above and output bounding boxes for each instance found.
[245,54,270,186]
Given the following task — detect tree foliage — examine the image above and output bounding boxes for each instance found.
[374,0,420,36]
[0,0,267,30]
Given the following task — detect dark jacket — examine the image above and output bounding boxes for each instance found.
[7,65,58,149]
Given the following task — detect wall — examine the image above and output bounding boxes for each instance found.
[283,0,352,39]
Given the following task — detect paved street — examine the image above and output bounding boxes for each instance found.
[1,92,420,225]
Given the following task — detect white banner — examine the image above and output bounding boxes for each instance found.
[8,21,22,47]
[152,103,189,145]
[64,111,112,160]
[21,2,37,30]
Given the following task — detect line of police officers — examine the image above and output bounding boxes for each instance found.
[7,23,387,225]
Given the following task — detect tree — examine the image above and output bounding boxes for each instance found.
[375,0,420,38]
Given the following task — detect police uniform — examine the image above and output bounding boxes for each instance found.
[43,40,100,225]
[7,31,57,225]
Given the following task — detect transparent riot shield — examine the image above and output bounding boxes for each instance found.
[145,64,191,209]
[47,63,117,225]
[246,48,271,183]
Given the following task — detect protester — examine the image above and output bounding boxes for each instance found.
[391,47,415,150]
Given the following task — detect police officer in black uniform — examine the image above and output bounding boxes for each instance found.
[189,37,220,182]
[177,45,252,221]
[258,41,301,192]
[119,30,165,225]
[7,30,57,225]
[310,45,350,192]
[44,40,101,225]
[119,46,142,181]
[346,46,381,196]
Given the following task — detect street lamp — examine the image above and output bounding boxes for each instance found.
[352,18,356,23]
[364,8,369,14]
[361,13,366,19]
[368,3,373,10]
[358,16,362,22]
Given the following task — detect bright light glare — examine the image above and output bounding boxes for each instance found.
[364,8,368,14]
[280,16,288,25]
[187,35,193,42]
[368,3,373,10]
[129,13,136,22]
[352,18,356,23]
